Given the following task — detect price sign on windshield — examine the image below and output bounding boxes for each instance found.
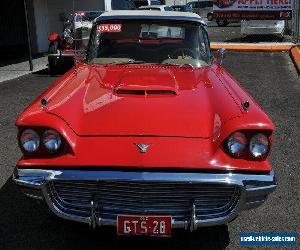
[97,24,122,33]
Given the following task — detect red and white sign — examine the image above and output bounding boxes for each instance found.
[117,215,172,237]
[213,0,293,19]
[97,24,122,33]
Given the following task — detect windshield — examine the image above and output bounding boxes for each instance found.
[86,20,211,67]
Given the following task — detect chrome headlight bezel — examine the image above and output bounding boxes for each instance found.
[226,132,248,157]
[249,133,270,158]
[20,129,40,153]
[42,129,62,153]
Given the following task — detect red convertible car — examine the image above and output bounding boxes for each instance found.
[14,11,276,236]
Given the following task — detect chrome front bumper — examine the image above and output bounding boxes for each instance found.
[13,168,277,231]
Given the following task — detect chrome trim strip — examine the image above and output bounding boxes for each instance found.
[96,15,207,26]
[48,53,78,57]
[13,168,276,229]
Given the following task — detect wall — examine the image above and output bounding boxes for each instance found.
[33,0,49,53]
[0,0,28,58]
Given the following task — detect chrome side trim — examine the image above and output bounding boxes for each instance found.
[13,168,277,229]
[48,53,77,58]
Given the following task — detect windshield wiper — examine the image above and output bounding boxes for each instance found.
[105,60,146,65]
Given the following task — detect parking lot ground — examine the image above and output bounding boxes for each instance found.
[0,52,299,249]
[0,56,47,83]
[208,21,293,43]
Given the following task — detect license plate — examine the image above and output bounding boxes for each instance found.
[117,215,172,237]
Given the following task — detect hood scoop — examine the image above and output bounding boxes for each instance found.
[113,67,179,96]
[115,88,177,96]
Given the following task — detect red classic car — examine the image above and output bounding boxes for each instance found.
[48,11,103,74]
[14,11,276,236]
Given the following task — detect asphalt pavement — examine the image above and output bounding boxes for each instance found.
[208,21,292,43]
[0,52,299,249]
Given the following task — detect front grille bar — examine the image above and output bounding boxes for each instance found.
[13,168,277,229]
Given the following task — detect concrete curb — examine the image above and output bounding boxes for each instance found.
[0,56,48,84]
[210,43,295,52]
[290,46,300,74]
[211,43,300,74]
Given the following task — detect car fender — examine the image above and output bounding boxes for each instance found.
[48,32,60,42]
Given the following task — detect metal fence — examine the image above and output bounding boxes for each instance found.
[292,0,300,42]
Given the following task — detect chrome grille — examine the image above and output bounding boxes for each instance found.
[47,180,240,221]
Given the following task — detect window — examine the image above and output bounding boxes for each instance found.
[133,0,149,8]
[164,6,174,11]
[150,0,161,5]
[87,20,211,67]
[112,0,135,10]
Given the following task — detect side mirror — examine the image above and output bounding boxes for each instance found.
[216,48,226,66]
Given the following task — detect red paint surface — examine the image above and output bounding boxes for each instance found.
[16,62,275,172]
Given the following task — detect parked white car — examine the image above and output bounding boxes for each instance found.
[241,20,285,37]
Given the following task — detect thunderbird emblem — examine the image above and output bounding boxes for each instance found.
[135,143,151,153]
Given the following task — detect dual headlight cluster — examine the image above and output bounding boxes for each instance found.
[226,132,269,158]
[20,129,62,154]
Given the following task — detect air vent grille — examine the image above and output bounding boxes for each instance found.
[115,89,177,96]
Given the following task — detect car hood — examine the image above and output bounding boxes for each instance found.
[45,65,242,137]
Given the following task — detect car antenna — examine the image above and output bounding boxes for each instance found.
[242,100,250,111]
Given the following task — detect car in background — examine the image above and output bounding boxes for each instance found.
[47,11,103,74]
[15,10,276,235]
[241,20,285,37]
[47,0,137,74]
[139,5,173,11]
[186,0,214,20]
[171,5,193,12]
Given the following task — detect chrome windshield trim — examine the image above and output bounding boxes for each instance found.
[96,16,207,26]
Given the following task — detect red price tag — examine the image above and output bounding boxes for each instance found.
[97,24,122,33]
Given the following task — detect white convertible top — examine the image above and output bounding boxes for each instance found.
[97,10,206,25]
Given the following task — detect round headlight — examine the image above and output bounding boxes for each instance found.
[20,129,40,153]
[249,133,269,158]
[43,130,62,153]
[227,132,247,157]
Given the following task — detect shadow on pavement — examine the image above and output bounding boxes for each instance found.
[32,68,51,76]
[0,54,46,68]
[32,65,72,77]
[0,177,230,250]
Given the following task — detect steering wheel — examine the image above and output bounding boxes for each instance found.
[170,48,198,59]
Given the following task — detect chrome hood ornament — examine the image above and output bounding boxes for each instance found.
[135,143,151,153]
